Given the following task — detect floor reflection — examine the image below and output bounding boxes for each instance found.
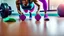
[0,17,64,36]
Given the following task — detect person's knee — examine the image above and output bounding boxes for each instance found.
[24,10,28,13]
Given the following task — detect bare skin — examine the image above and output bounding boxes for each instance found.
[16,0,40,15]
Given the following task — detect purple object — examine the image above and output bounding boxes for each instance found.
[35,14,41,21]
[39,0,47,11]
[44,14,49,20]
[19,14,26,21]
[44,14,49,19]
[58,4,64,17]
[29,6,35,12]
[24,10,28,13]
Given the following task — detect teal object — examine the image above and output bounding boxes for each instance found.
[3,17,16,22]
[1,3,8,10]
[20,0,34,10]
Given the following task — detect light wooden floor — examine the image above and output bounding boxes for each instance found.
[0,16,64,36]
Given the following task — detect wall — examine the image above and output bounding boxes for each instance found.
[3,0,44,14]
[0,0,1,4]
[4,0,18,13]
[0,0,4,5]
[50,0,64,10]
[1,0,64,13]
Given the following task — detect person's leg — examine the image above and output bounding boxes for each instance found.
[29,5,35,20]
[29,6,35,12]
[29,12,32,20]
[40,0,49,20]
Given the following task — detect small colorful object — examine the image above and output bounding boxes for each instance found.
[19,14,26,21]
[35,14,41,21]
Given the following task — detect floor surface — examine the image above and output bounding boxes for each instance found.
[0,16,64,36]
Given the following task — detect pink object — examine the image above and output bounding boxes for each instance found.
[58,4,64,17]
[19,14,26,21]
[29,6,35,12]
[24,10,28,13]
[35,14,41,21]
